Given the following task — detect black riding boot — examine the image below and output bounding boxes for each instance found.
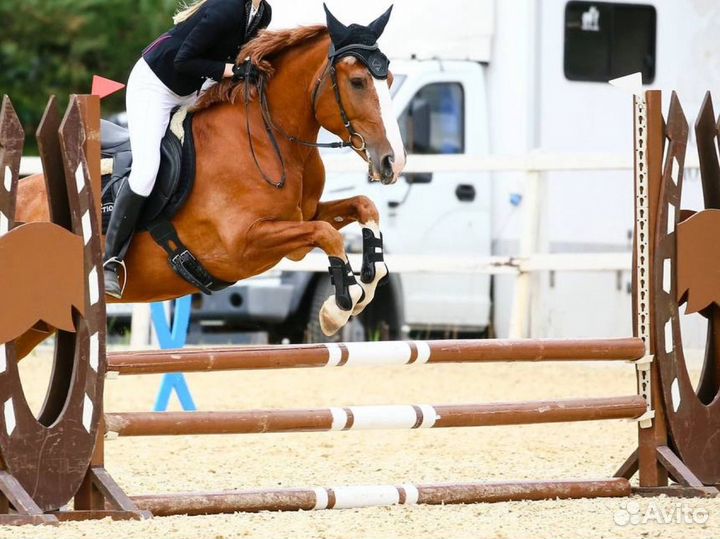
[104,182,146,298]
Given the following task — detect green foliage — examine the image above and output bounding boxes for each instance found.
[0,0,177,144]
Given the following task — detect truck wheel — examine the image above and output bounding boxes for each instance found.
[305,275,366,343]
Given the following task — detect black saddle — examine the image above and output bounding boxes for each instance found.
[100,111,196,232]
[100,112,233,295]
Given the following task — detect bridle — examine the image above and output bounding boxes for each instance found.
[244,43,388,189]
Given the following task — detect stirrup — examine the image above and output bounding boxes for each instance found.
[104,257,128,298]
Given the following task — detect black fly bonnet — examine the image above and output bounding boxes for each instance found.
[325,4,393,80]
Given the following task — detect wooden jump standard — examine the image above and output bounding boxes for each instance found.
[1,89,720,523]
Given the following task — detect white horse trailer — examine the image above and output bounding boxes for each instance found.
[189,0,719,346]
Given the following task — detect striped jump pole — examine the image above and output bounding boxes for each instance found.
[104,395,647,437]
[107,337,645,375]
[130,478,632,516]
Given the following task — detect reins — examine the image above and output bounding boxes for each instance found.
[243,52,370,189]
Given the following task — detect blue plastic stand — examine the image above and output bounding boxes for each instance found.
[151,296,197,412]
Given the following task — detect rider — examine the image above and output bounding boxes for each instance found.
[104,0,272,298]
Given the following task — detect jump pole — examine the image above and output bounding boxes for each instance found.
[105,396,647,437]
[107,337,645,375]
[130,479,632,516]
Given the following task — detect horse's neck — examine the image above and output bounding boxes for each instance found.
[263,39,329,145]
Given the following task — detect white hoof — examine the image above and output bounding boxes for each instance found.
[352,262,388,316]
[319,283,364,336]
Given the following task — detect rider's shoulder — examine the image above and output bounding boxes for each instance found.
[206,0,247,12]
[203,0,247,21]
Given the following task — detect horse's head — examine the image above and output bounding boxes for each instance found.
[314,4,406,184]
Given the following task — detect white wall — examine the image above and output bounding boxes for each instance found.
[484,0,719,340]
[527,0,717,342]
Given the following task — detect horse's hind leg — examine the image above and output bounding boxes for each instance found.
[245,220,364,336]
[312,196,388,316]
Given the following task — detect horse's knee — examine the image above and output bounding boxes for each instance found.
[312,221,344,253]
[354,196,379,223]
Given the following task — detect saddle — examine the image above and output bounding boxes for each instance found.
[100,109,195,231]
[100,110,233,294]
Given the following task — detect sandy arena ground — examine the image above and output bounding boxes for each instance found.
[3,347,720,539]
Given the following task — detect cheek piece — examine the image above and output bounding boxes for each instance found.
[325,43,391,181]
[244,42,391,188]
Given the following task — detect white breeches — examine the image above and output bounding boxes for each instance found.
[125,58,197,197]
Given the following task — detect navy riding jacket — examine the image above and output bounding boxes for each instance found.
[143,0,272,96]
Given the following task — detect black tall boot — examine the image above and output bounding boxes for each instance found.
[104,182,146,298]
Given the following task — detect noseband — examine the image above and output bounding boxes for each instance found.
[244,44,388,189]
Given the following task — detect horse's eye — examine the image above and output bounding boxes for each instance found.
[350,78,366,90]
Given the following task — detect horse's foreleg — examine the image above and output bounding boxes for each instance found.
[246,220,364,336]
[313,196,388,316]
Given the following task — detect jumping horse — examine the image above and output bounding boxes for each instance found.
[16,6,406,357]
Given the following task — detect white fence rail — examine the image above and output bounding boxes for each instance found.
[21,152,701,177]
[20,152,701,341]
[273,252,631,274]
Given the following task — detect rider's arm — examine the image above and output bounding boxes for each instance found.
[174,1,244,82]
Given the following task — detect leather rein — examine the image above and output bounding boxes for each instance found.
[242,48,372,189]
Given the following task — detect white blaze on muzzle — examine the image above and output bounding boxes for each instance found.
[373,78,406,179]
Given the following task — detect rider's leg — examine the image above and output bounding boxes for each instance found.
[104,58,193,298]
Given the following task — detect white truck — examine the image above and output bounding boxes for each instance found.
[189,0,719,346]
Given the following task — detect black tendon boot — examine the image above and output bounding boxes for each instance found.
[104,182,146,298]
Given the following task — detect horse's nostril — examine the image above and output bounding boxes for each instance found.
[382,154,394,174]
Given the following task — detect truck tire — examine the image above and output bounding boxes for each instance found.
[304,275,366,343]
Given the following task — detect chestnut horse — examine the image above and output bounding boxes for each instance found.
[16,19,406,356]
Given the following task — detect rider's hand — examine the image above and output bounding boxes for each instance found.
[223,63,235,79]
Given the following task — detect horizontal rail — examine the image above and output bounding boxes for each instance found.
[272,252,632,275]
[107,338,645,375]
[130,478,631,515]
[320,153,702,174]
[21,153,702,177]
[104,396,647,437]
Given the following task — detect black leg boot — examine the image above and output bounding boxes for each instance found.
[104,182,147,299]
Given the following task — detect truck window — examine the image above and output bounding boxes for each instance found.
[564,2,656,84]
[399,83,465,155]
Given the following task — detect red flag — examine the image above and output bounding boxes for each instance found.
[91,76,125,99]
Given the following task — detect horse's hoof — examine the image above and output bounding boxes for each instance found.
[320,284,364,336]
[319,296,347,336]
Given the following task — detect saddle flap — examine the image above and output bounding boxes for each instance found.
[100,108,197,233]
[141,130,183,221]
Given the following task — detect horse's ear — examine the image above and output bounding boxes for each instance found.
[367,5,393,40]
[324,3,350,46]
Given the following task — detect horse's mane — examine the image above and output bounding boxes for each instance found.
[193,25,329,112]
